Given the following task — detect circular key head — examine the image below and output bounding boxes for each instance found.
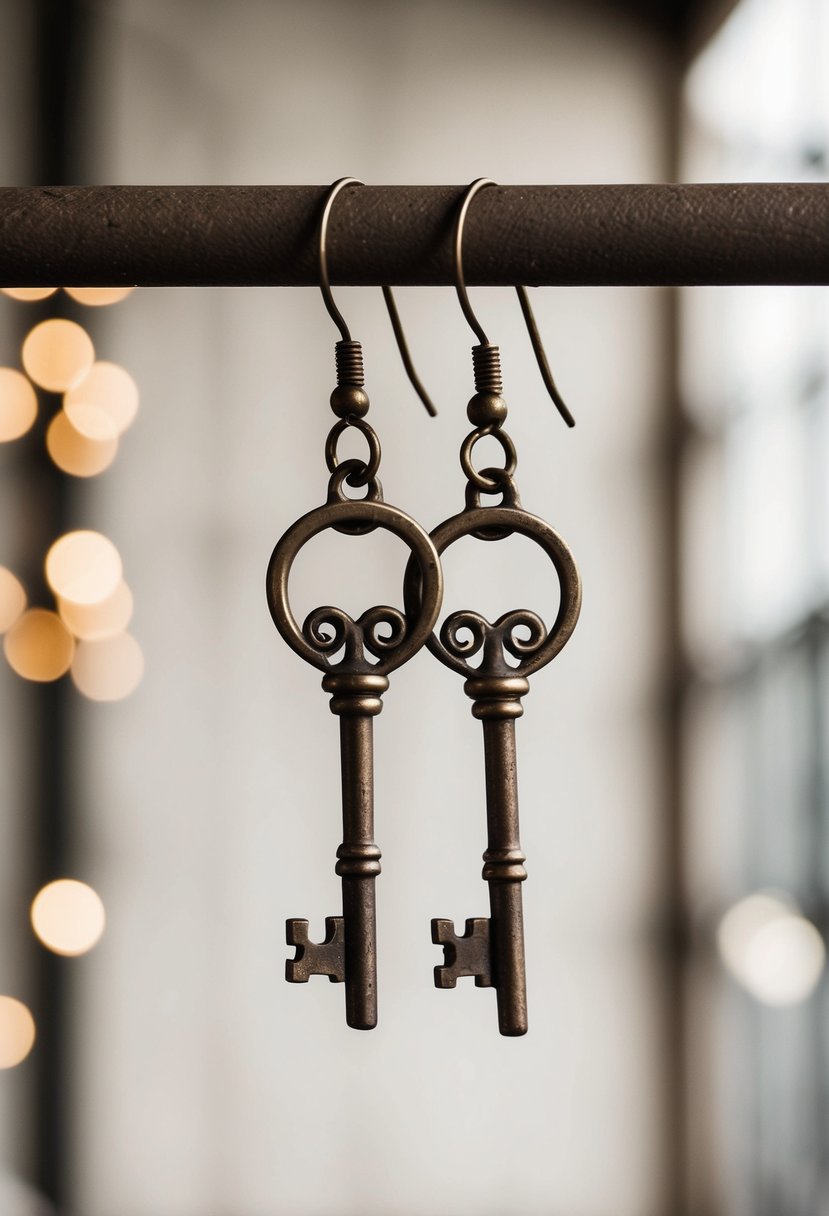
[404,504,581,681]
[267,499,443,676]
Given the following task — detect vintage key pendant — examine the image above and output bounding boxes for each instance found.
[403,297,582,1032]
[269,177,444,1029]
[409,478,581,1036]
[268,461,442,1030]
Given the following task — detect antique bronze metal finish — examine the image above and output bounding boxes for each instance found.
[405,506,580,1036]
[319,176,436,415]
[381,284,438,416]
[269,496,442,1031]
[454,178,575,429]
[266,180,443,1030]
[404,180,582,1036]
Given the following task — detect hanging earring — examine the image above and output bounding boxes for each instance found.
[266,179,443,1031]
[405,179,582,1036]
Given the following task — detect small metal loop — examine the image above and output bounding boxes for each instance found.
[460,426,517,491]
[464,469,521,541]
[325,418,382,486]
[327,460,383,501]
[319,178,363,343]
[344,464,370,489]
[327,460,384,534]
[465,468,520,507]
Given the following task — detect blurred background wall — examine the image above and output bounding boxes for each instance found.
[0,2,826,1216]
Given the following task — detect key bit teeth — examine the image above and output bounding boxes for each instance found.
[286,916,345,983]
[431,917,493,989]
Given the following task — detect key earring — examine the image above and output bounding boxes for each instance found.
[405,178,582,1036]
[266,178,443,1030]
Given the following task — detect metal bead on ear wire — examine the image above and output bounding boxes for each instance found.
[266,178,443,1031]
[405,178,582,1036]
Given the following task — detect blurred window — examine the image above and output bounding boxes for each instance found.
[682,1,829,1212]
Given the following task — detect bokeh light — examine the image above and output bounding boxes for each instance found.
[71,632,144,701]
[22,318,94,392]
[4,608,74,681]
[0,367,38,441]
[64,287,134,307]
[45,530,122,605]
[0,997,36,1068]
[64,360,139,438]
[58,579,133,640]
[1,287,57,302]
[59,400,116,443]
[718,890,826,1006]
[0,567,26,633]
[47,410,118,477]
[31,879,106,956]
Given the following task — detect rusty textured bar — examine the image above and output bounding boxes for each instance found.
[0,184,828,286]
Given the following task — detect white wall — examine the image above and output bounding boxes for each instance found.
[67,2,673,1213]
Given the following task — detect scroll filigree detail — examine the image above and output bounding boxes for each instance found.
[440,609,548,678]
[302,605,408,670]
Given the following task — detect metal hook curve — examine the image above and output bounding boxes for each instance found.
[454,177,493,347]
[381,286,438,417]
[515,285,575,428]
[318,178,437,416]
[453,178,575,428]
[318,177,361,343]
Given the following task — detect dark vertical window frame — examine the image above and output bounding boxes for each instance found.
[25,0,95,1206]
[675,7,829,1206]
[666,8,746,1216]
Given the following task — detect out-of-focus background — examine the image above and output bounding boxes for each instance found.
[0,0,827,1213]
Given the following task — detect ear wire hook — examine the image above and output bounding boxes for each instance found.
[454,178,575,428]
[318,177,437,416]
[381,285,438,417]
[318,177,359,343]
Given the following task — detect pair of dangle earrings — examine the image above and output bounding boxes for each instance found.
[266,179,582,1036]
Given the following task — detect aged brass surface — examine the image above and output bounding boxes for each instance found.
[406,498,581,1035]
[268,476,442,1030]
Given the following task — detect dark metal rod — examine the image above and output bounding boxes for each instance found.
[1,184,828,286]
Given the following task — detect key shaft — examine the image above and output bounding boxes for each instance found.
[432,673,530,1035]
[335,708,381,1030]
[285,670,386,1030]
[481,714,528,1036]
